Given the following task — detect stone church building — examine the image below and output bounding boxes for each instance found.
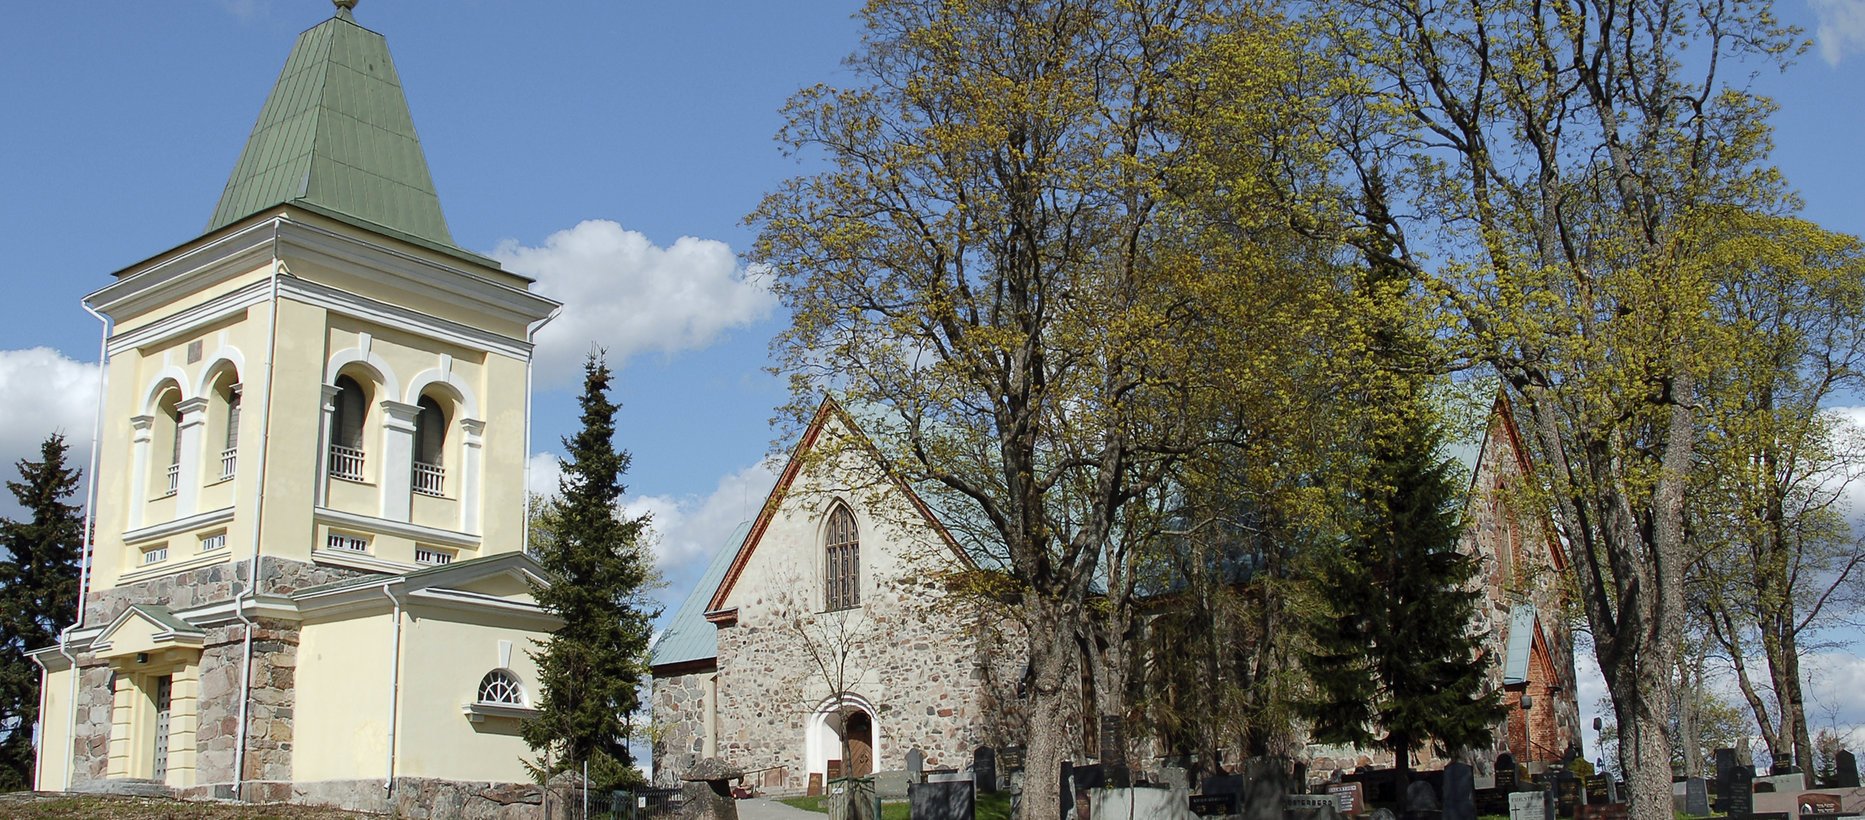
[651,392,1581,789]
[30,5,565,816]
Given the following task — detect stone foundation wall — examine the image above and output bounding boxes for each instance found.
[651,669,712,787]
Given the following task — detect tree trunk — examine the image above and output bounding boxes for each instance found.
[1021,598,1077,820]
[1610,654,1679,820]
[1772,629,1814,783]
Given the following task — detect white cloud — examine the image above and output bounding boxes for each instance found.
[491,220,777,388]
[526,453,778,571]
[622,460,778,570]
[1812,0,1865,67]
[0,348,100,518]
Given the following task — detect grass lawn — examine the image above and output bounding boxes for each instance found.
[779,789,1012,820]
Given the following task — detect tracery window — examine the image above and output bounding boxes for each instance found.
[477,669,525,706]
[824,505,860,611]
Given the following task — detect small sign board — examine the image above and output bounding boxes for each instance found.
[1288,794,1342,813]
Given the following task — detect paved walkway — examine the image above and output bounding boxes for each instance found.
[736,797,826,820]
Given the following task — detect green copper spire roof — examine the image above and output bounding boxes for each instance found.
[208,7,461,253]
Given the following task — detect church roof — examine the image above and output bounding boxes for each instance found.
[206,6,473,261]
[648,521,750,671]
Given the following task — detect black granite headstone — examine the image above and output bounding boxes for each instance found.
[1729,766,1756,818]
[1241,762,1294,820]
[1585,776,1616,806]
[1835,750,1859,789]
[1476,788,1511,817]
[1717,748,1738,803]
[1403,779,1443,820]
[1100,715,1129,788]
[1197,774,1245,816]
[1443,763,1476,820]
[909,781,975,820]
[1684,777,1710,816]
[1558,775,1585,817]
[1000,746,1025,773]
[974,746,998,794]
[1497,754,1520,793]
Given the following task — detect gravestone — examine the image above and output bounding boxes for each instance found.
[1160,766,1190,792]
[1557,774,1585,818]
[907,748,925,784]
[1190,794,1236,817]
[1511,789,1556,820]
[975,746,998,794]
[1718,749,1739,803]
[1288,794,1342,813]
[1476,788,1512,817]
[1835,751,1859,789]
[1444,763,1477,820]
[809,773,824,797]
[874,771,911,800]
[1101,715,1130,788]
[1586,775,1617,806]
[1240,761,1294,820]
[909,781,974,820]
[1729,766,1756,819]
[1370,808,1398,820]
[1497,754,1520,793]
[1329,781,1367,816]
[1197,775,1245,817]
[1775,753,1799,776]
[1403,779,1443,820]
[1575,804,1630,820]
[1060,763,1080,820]
[1685,777,1710,816]
[1001,746,1026,773]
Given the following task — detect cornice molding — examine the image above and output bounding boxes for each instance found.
[121,506,237,546]
[314,505,481,548]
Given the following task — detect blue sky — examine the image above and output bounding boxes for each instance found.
[4,0,1865,761]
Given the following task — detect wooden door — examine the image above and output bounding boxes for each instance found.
[846,711,873,777]
[152,675,173,782]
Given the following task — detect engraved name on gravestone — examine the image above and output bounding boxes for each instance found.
[1497,754,1519,793]
[1331,781,1367,816]
[1590,776,1615,806]
[1511,790,1554,820]
[1728,766,1756,819]
[1558,775,1585,817]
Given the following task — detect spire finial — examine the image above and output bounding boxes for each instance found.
[334,0,358,12]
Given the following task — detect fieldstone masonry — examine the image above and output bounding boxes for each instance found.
[652,670,713,787]
[65,556,372,792]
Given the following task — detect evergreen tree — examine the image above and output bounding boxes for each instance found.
[522,354,657,790]
[0,435,85,791]
[1297,181,1507,778]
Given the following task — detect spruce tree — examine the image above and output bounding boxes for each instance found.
[1297,177,1507,778]
[0,435,85,790]
[522,354,657,791]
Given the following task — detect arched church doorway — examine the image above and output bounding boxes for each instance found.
[806,693,880,783]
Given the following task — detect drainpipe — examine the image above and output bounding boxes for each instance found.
[382,584,404,797]
[520,306,561,555]
[233,224,286,799]
[61,301,112,789]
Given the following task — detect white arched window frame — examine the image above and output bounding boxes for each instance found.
[476,669,525,706]
[326,374,371,482]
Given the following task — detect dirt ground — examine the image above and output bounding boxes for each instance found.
[0,793,386,820]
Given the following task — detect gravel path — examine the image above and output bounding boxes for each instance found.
[735,797,828,820]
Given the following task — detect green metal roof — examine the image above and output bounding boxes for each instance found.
[649,521,752,670]
[208,8,461,253]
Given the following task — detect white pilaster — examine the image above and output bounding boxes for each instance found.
[460,418,485,535]
[174,397,210,515]
[315,384,340,507]
[380,400,419,522]
[128,415,154,529]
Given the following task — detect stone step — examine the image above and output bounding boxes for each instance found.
[71,778,175,798]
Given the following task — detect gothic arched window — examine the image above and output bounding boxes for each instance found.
[824,505,860,611]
